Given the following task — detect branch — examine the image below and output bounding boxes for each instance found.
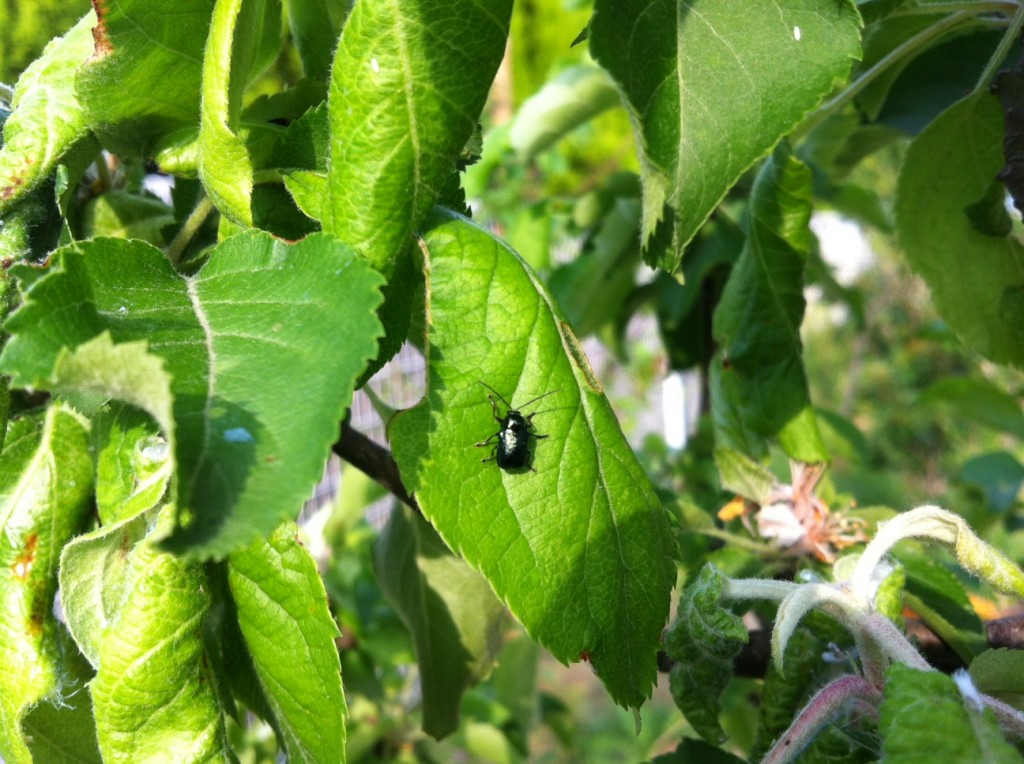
[332,419,420,513]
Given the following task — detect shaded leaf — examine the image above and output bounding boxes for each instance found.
[375,504,505,739]
[960,452,1024,512]
[389,209,676,709]
[896,90,1024,368]
[920,377,1024,439]
[590,0,861,270]
[712,144,829,463]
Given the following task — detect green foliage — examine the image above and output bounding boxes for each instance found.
[2,1,1024,761]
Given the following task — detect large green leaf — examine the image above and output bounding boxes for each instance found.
[389,209,676,709]
[227,523,346,763]
[711,144,828,463]
[589,0,861,271]
[896,90,1024,368]
[75,0,213,166]
[0,12,94,215]
[374,504,506,739]
[1,232,384,557]
[0,406,94,764]
[323,0,512,274]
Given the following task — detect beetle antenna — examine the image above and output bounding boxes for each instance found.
[519,389,561,410]
[478,381,513,410]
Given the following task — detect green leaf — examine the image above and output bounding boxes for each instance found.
[199,0,282,226]
[0,12,94,215]
[960,451,1024,513]
[60,513,150,670]
[0,406,94,764]
[711,145,829,463]
[920,377,1024,440]
[81,190,175,244]
[228,522,345,762]
[970,648,1024,706]
[896,550,988,665]
[374,504,506,739]
[713,447,776,505]
[509,65,621,159]
[664,565,748,744]
[89,515,232,761]
[896,90,1024,368]
[589,0,861,270]
[93,404,173,525]
[287,0,346,82]
[75,0,212,164]
[323,0,512,274]
[1,232,384,557]
[880,664,1022,764]
[548,197,641,337]
[389,209,676,709]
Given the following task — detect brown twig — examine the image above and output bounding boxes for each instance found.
[332,419,420,513]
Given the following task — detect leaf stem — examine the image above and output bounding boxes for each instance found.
[333,419,419,513]
[166,195,215,267]
[797,10,990,137]
[977,1,1024,88]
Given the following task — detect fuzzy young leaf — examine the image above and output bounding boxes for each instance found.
[896,90,1024,368]
[75,0,212,165]
[1,232,384,557]
[589,0,861,270]
[228,522,345,762]
[880,664,1021,764]
[664,565,748,743]
[0,13,94,215]
[712,144,829,463]
[374,504,506,740]
[0,406,94,764]
[389,210,676,710]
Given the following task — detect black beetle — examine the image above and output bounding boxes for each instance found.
[475,382,558,471]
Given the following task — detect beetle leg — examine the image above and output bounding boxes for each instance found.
[475,431,500,448]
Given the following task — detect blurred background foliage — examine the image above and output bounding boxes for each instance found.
[5,0,1023,761]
